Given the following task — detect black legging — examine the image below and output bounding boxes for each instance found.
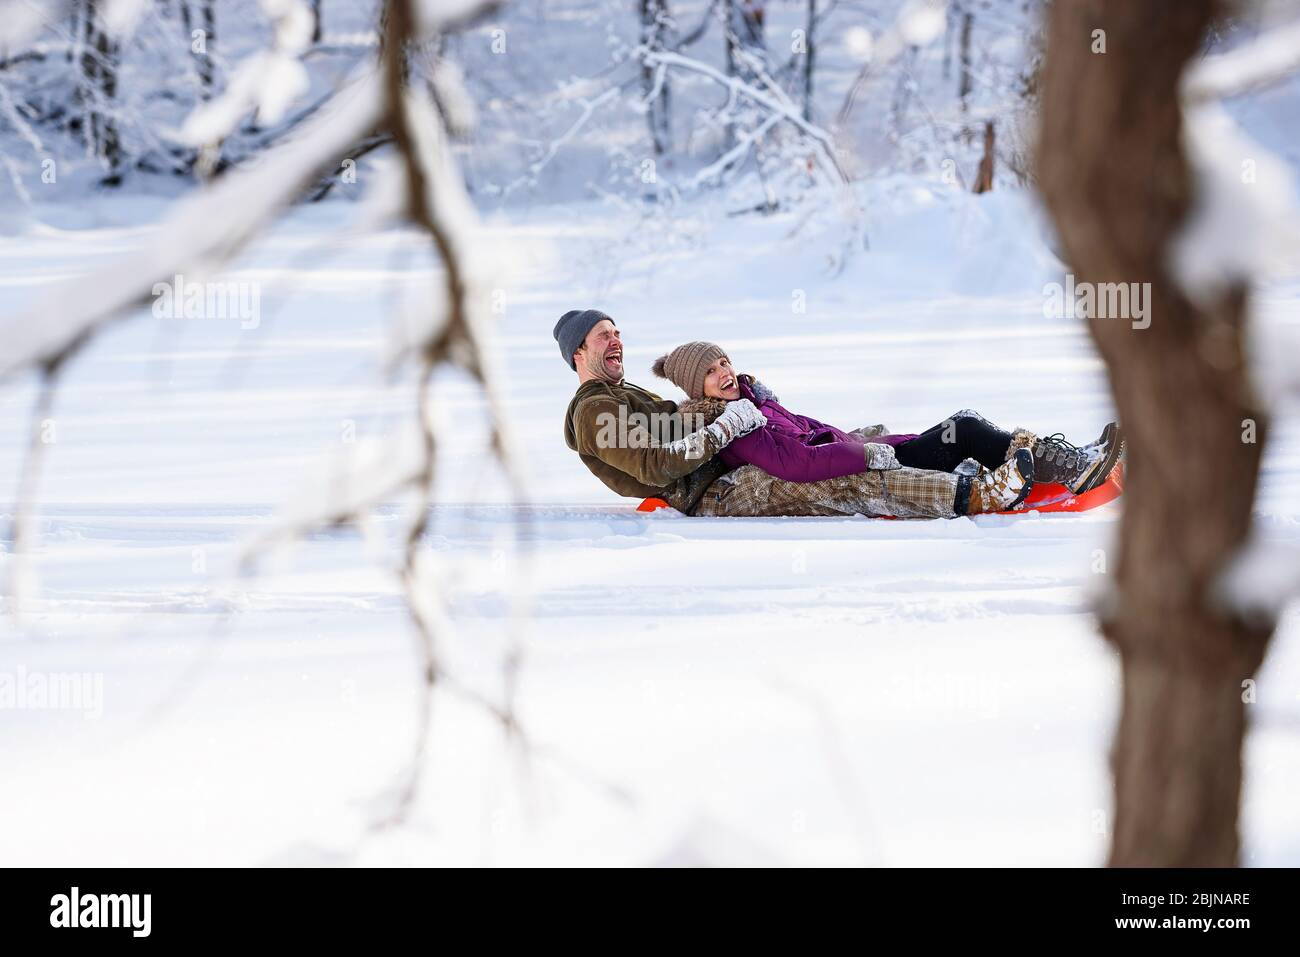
[893,410,1014,473]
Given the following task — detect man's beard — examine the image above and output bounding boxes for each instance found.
[583,349,622,384]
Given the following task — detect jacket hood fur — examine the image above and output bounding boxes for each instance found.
[678,375,777,426]
[677,395,730,426]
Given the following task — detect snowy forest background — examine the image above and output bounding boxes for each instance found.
[1,0,1299,866]
[2,0,1050,203]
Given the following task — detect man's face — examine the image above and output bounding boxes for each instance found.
[576,319,623,382]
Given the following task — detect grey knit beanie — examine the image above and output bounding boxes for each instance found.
[652,341,728,400]
[554,309,613,370]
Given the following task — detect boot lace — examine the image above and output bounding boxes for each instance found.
[1036,433,1082,465]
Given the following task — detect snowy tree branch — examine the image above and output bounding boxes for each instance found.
[1182,20,1300,103]
[0,68,385,383]
[639,47,848,185]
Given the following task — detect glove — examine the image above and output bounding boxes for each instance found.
[669,398,767,460]
[863,442,901,470]
[853,425,890,439]
[709,398,768,446]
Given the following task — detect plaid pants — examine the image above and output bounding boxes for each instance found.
[695,462,959,518]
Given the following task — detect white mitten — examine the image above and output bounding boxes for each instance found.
[710,398,767,445]
[853,424,890,439]
[863,442,901,470]
[668,398,767,460]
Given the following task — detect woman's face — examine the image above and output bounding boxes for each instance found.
[702,356,741,400]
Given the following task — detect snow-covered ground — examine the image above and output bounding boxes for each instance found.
[2,184,1298,866]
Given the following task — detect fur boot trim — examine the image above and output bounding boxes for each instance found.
[1006,428,1037,461]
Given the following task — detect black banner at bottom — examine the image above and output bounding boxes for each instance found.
[0,866,1286,944]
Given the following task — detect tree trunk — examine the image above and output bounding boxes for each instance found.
[1037,0,1275,866]
[722,0,767,83]
[199,1,216,92]
[78,0,121,184]
[180,0,216,98]
[728,0,766,61]
[94,20,120,183]
[802,0,816,121]
[973,119,994,193]
[958,9,973,112]
[722,0,766,148]
[639,0,672,155]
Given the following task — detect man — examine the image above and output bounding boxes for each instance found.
[556,309,1030,519]
[557,309,768,514]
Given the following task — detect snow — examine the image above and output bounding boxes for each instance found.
[845,27,874,63]
[1218,536,1300,627]
[897,0,948,48]
[179,0,315,145]
[0,1,55,56]
[1171,102,1300,306]
[2,181,1299,866]
[867,0,949,75]
[103,0,150,37]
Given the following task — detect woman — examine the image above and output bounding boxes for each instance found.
[652,341,1123,517]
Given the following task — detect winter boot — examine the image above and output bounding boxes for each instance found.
[1033,422,1124,493]
[965,448,1035,514]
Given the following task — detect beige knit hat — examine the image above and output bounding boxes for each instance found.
[652,341,728,400]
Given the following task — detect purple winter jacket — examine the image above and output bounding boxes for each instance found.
[717,379,918,483]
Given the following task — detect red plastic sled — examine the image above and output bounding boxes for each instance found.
[637,463,1125,516]
[999,462,1124,514]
